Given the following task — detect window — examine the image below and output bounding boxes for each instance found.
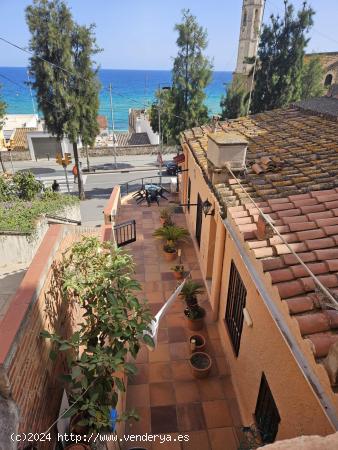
[242,9,247,27]
[255,374,281,444]
[225,261,246,356]
[187,178,191,212]
[325,73,333,86]
[195,193,203,247]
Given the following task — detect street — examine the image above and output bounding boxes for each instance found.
[11,154,177,226]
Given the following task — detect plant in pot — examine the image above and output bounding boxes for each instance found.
[41,237,155,442]
[189,334,206,352]
[189,352,212,379]
[153,225,189,261]
[171,264,185,280]
[179,280,206,331]
[159,206,175,227]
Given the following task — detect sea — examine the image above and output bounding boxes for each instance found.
[0,67,231,131]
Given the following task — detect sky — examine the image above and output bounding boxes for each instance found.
[0,0,337,71]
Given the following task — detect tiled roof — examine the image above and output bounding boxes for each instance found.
[115,132,150,146]
[182,106,338,386]
[182,107,338,207]
[295,97,338,120]
[229,191,338,362]
[11,128,37,150]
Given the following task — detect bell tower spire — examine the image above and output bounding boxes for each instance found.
[234,0,264,76]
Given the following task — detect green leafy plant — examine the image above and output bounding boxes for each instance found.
[171,264,184,274]
[159,206,175,226]
[153,224,189,252]
[180,280,205,321]
[41,237,154,434]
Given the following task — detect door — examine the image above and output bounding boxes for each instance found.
[195,193,203,247]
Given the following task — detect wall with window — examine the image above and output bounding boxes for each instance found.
[217,226,335,440]
[181,144,337,442]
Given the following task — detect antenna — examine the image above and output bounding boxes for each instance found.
[109,83,117,169]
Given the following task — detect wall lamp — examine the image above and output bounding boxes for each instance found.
[180,198,215,217]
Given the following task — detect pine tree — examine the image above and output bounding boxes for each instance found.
[149,88,174,144]
[301,56,325,99]
[0,85,7,172]
[26,0,100,199]
[157,10,212,141]
[251,1,315,114]
[220,84,247,119]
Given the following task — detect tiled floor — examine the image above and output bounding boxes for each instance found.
[117,194,243,450]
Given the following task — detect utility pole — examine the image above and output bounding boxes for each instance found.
[158,89,163,179]
[109,83,117,169]
[27,70,36,116]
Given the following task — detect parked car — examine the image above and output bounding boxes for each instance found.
[164,161,178,175]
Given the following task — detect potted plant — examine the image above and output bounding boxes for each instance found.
[179,280,206,331]
[189,352,212,378]
[41,237,155,438]
[189,334,206,352]
[159,206,175,226]
[171,264,185,280]
[153,225,189,261]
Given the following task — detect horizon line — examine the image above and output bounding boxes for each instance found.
[0,65,234,72]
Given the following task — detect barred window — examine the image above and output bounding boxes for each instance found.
[187,178,191,212]
[225,261,247,356]
[255,374,280,444]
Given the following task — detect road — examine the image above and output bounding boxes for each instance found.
[11,154,177,227]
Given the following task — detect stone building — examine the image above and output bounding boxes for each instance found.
[305,52,338,88]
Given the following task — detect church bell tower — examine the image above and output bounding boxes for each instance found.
[234,0,264,81]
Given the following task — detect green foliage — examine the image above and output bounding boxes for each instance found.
[251,1,315,113]
[153,224,189,250]
[180,280,204,305]
[42,237,154,432]
[301,56,325,99]
[0,192,78,233]
[150,9,212,142]
[12,171,43,201]
[26,0,101,199]
[171,264,184,273]
[221,84,248,119]
[0,83,7,172]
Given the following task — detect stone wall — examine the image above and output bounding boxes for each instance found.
[1,150,30,162]
[81,144,176,157]
[0,204,81,266]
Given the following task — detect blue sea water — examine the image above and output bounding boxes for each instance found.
[0,67,231,131]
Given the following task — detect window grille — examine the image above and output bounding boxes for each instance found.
[225,261,247,356]
[255,373,280,444]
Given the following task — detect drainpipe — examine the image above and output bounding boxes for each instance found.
[210,216,226,321]
[224,217,338,430]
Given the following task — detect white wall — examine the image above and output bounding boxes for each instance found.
[135,113,159,145]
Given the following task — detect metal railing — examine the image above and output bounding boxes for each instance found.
[114,219,136,247]
[120,175,174,196]
[46,215,81,225]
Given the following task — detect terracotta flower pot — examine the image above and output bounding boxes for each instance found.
[160,217,165,225]
[173,270,184,280]
[189,334,206,352]
[163,249,177,261]
[185,316,204,331]
[189,352,212,379]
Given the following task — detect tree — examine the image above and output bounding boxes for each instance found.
[149,88,174,144]
[251,1,315,114]
[71,24,101,173]
[26,0,100,199]
[301,56,325,99]
[220,83,248,119]
[0,84,7,172]
[156,10,212,142]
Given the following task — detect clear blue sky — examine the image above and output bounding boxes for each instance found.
[1,0,337,70]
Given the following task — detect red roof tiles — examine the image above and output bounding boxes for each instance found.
[229,188,338,385]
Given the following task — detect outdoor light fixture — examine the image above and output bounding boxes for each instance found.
[179,198,215,217]
[202,199,214,217]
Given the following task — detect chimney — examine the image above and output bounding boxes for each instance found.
[207,132,248,171]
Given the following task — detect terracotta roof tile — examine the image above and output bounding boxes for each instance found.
[296,313,330,336]
[307,334,338,358]
[288,221,316,232]
[295,229,326,241]
[314,249,338,260]
[305,237,335,250]
[262,258,286,271]
[286,296,315,315]
[300,204,326,215]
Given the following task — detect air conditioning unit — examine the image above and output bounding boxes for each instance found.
[207,132,248,170]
